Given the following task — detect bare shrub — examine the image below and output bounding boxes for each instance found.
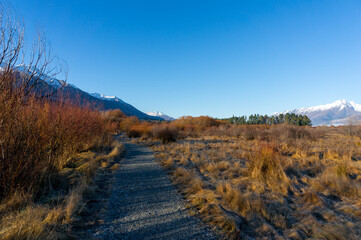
[151,125,178,143]
[103,109,126,121]
[126,128,142,138]
[170,116,221,137]
[244,126,259,140]
[0,98,107,199]
[0,5,124,239]
[126,122,152,138]
[204,125,243,138]
[285,125,312,140]
[102,109,126,132]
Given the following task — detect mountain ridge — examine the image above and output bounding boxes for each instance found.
[8,66,161,120]
[276,99,361,126]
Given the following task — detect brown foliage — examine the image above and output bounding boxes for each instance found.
[126,122,152,138]
[0,96,107,199]
[171,116,221,135]
[0,6,122,238]
[102,109,126,132]
[151,125,178,143]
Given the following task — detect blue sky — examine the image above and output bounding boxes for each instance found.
[11,0,361,118]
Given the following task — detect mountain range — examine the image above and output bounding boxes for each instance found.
[11,66,162,121]
[277,99,361,126]
[10,66,357,126]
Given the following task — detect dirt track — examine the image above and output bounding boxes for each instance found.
[92,142,219,240]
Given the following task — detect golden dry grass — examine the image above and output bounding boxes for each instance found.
[0,139,125,240]
[145,128,361,239]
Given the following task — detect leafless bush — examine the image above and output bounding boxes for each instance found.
[285,125,312,140]
[0,5,105,200]
[244,127,259,140]
[151,125,178,143]
[102,109,126,122]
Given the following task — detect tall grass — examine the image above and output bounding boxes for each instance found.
[247,143,289,194]
[147,122,361,239]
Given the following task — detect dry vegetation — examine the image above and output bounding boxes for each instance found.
[0,83,126,238]
[0,6,125,239]
[0,85,125,239]
[0,138,124,239]
[2,5,360,239]
[121,116,361,239]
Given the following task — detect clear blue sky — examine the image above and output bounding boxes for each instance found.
[11,0,361,118]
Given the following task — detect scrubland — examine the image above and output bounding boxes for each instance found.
[0,9,127,238]
[3,89,360,240]
[0,75,124,239]
[124,116,361,239]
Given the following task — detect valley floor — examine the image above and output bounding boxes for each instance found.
[148,135,361,239]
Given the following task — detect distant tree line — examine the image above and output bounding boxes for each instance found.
[222,113,312,126]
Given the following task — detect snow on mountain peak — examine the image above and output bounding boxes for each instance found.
[90,93,124,103]
[350,101,361,112]
[147,111,164,116]
[4,64,67,89]
[288,99,355,114]
[146,111,175,121]
[276,99,361,126]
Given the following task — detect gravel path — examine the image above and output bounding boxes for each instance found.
[93,143,219,240]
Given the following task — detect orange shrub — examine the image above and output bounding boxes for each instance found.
[102,109,126,132]
[170,116,222,135]
[0,96,108,200]
[126,122,152,138]
[151,125,178,143]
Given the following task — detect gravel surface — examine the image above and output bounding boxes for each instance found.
[93,142,220,240]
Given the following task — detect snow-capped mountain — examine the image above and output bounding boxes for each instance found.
[90,93,125,103]
[277,99,361,126]
[10,64,68,89]
[6,65,161,120]
[147,111,175,121]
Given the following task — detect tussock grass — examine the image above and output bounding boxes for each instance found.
[117,113,361,238]
[0,206,59,240]
[65,179,87,222]
[247,143,289,194]
[311,169,360,199]
[312,224,358,240]
[0,140,125,239]
[148,129,361,239]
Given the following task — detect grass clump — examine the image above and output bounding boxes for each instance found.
[148,127,361,239]
[247,143,289,194]
[0,140,125,239]
[311,168,360,199]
